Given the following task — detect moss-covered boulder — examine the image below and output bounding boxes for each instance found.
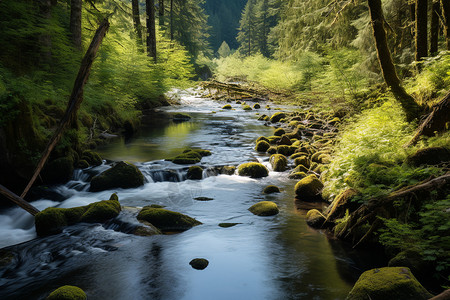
[187,166,203,180]
[306,209,325,228]
[238,162,269,178]
[288,171,307,180]
[294,175,324,202]
[278,135,292,146]
[220,165,236,175]
[222,104,232,109]
[249,201,279,216]
[270,112,286,123]
[76,160,90,169]
[90,161,144,192]
[218,223,241,228]
[253,103,261,109]
[346,267,432,300]
[268,135,281,144]
[406,146,450,166]
[258,114,269,121]
[267,146,277,154]
[172,113,191,122]
[255,140,270,152]
[35,196,122,236]
[242,105,252,111]
[46,285,87,300]
[293,156,309,168]
[190,258,209,270]
[388,250,432,281]
[277,145,296,156]
[263,185,280,194]
[81,150,102,167]
[137,207,201,232]
[274,128,285,136]
[270,154,288,172]
[256,136,270,143]
[184,148,212,157]
[42,157,74,184]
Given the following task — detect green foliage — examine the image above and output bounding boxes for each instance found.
[217,41,231,58]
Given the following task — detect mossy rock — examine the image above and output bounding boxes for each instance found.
[35,197,121,236]
[263,185,280,194]
[238,162,269,178]
[255,140,270,152]
[190,258,209,270]
[187,149,212,157]
[290,152,304,160]
[270,112,286,123]
[42,157,74,184]
[288,171,307,180]
[288,121,300,127]
[267,146,277,154]
[187,166,203,180]
[221,166,236,175]
[328,117,340,125]
[278,135,292,146]
[90,161,144,192]
[268,136,281,144]
[172,113,191,122]
[406,146,450,166]
[274,128,285,136]
[311,151,330,163]
[346,267,432,300]
[270,154,288,172]
[137,207,202,232]
[218,223,241,228]
[294,175,324,202]
[277,145,296,156]
[46,285,86,300]
[256,136,270,143]
[222,104,232,109]
[293,156,309,168]
[258,114,269,121]
[324,189,359,222]
[81,150,102,167]
[242,105,252,111]
[133,224,161,236]
[77,160,90,169]
[249,201,279,216]
[253,103,261,109]
[306,209,325,228]
[388,250,432,281]
[292,164,308,173]
[166,150,203,165]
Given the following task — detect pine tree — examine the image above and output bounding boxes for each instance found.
[146,0,157,61]
[132,0,143,45]
[217,41,231,57]
[237,0,257,56]
[415,0,428,61]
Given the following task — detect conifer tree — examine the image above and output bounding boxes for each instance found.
[237,0,257,56]
[415,0,428,61]
[146,0,157,61]
[217,41,231,57]
[132,0,143,45]
[442,0,450,50]
[430,0,440,55]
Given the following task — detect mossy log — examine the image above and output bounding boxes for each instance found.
[201,80,269,100]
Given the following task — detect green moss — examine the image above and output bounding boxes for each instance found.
[306,209,325,228]
[242,105,252,110]
[347,267,432,300]
[90,161,144,192]
[270,154,288,172]
[268,136,281,144]
[42,157,74,184]
[77,159,89,169]
[258,114,269,121]
[253,103,261,109]
[249,201,279,216]
[46,285,86,300]
[35,207,68,236]
[81,150,102,167]
[255,140,270,152]
[80,199,121,223]
[270,112,286,123]
[222,104,232,109]
[263,185,280,194]
[294,174,324,201]
[288,171,307,179]
[137,207,202,231]
[267,146,277,154]
[278,135,292,146]
[187,166,203,180]
[294,156,309,168]
[256,136,270,143]
[277,145,296,156]
[221,165,236,175]
[274,128,285,136]
[318,153,332,164]
[238,162,269,178]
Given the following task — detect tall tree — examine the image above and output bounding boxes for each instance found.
[367,0,420,122]
[38,0,53,67]
[430,0,440,55]
[132,0,143,45]
[170,0,174,40]
[146,0,157,61]
[237,0,257,56]
[255,0,269,57]
[442,0,450,50]
[70,0,82,50]
[415,0,428,61]
[159,0,165,27]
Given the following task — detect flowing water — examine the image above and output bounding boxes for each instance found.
[0,89,383,299]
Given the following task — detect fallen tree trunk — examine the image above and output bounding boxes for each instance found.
[408,91,450,146]
[20,19,110,199]
[0,184,39,216]
[201,80,270,100]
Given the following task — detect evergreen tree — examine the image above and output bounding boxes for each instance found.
[132,0,143,45]
[146,0,157,61]
[441,0,450,50]
[415,0,428,61]
[217,41,231,57]
[237,0,257,56]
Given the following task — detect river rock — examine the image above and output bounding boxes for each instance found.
[346,267,432,300]
[187,166,203,180]
[249,201,279,216]
[263,185,280,194]
[81,150,102,167]
[90,161,144,192]
[306,209,325,228]
[274,128,285,136]
[137,207,202,232]
[406,146,450,166]
[189,258,209,270]
[218,223,241,228]
[220,166,236,175]
[270,112,286,123]
[35,195,121,236]
[42,157,74,184]
[278,135,292,146]
[270,154,288,172]
[46,285,87,300]
[255,140,270,152]
[294,174,324,202]
[172,113,191,122]
[237,162,269,178]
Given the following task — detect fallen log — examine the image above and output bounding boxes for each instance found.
[20,19,110,199]
[0,184,39,216]
[201,80,270,100]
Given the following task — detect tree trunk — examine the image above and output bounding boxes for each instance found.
[367,0,421,122]
[132,0,143,45]
[159,0,165,27]
[0,184,40,216]
[430,0,440,55]
[408,90,450,145]
[170,0,174,40]
[38,0,52,67]
[146,0,157,61]
[415,0,428,61]
[21,19,110,199]
[442,0,450,50]
[70,0,82,50]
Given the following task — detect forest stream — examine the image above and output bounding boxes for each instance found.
[0,89,384,300]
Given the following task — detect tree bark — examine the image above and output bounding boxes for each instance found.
[70,0,82,50]
[415,0,428,61]
[38,0,52,67]
[159,0,165,27]
[367,0,421,122]
[442,0,450,50]
[170,0,174,40]
[0,184,40,216]
[146,0,157,61]
[430,0,440,55]
[132,0,143,45]
[21,19,110,199]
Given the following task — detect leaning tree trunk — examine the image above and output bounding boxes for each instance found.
[146,0,157,61]
[367,0,421,122]
[70,0,82,50]
[132,0,143,45]
[430,0,440,55]
[442,0,450,50]
[21,19,110,199]
[415,0,428,61]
